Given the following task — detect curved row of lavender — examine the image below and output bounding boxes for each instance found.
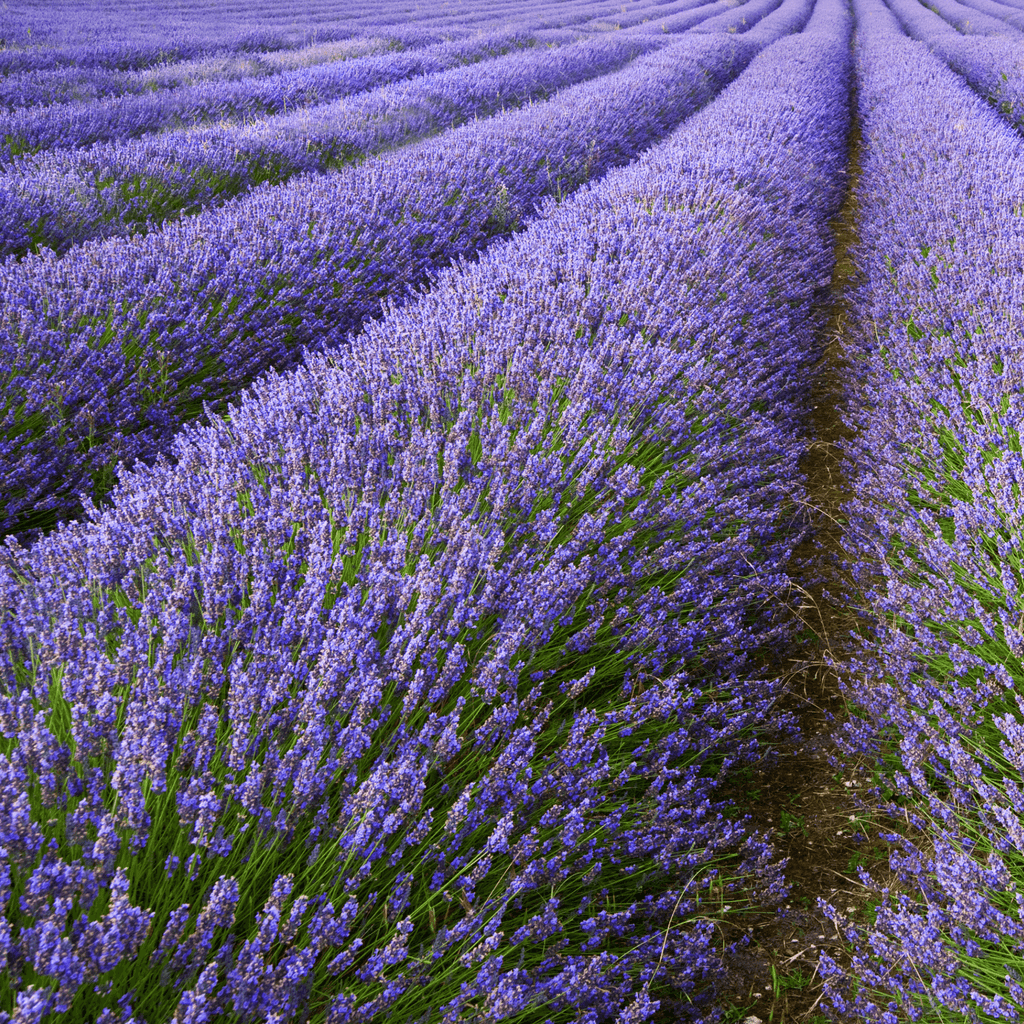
[954,0,1024,30]
[0,4,852,1020]
[573,0,711,31]
[916,0,1023,31]
[0,31,540,165]
[884,0,1024,136]
[0,36,407,114]
[0,31,762,541]
[739,0,818,41]
[0,0,572,79]
[690,0,784,32]
[0,33,653,259]
[0,16,361,76]
[818,0,1024,1018]
[0,19,576,114]
[651,0,752,31]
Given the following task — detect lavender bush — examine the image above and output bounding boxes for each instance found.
[0,6,851,1020]
[819,0,1024,1017]
[0,30,762,540]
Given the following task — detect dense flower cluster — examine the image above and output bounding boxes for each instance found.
[0,0,851,1019]
[0,30,763,539]
[0,0,594,77]
[819,0,1024,1017]
[0,10,358,75]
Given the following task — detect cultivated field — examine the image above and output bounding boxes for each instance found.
[1,0,1023,1020]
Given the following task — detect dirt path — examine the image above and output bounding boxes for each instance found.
[709,88,893,1024]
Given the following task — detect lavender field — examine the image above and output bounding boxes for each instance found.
[1,0,1023,1020]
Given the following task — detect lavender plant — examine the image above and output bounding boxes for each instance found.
[818,0,1024,1017]
[0,6,852,1019]
[0,31,761,540]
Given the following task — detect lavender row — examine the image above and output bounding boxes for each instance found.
[915,0,1022,32]
[0,33,652,259]
[954,0,1024,30]
[0,31,541,165]
[0,0,578,78]
[651,0,753,32]
[0,8,852,1021]
[692,0,785,32]
[740,0,818,42]
[0,0,511,70]
[885,0,1024,134]
[0,0,588,117]
[817,0,1024,1018]
[0,36,403,113]
[0,31,765,540]
[0,21,361,77]
[574,0,710,30]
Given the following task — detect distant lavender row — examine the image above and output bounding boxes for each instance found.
[885,0,1024,131]
[0,10,851,1021]
[954,0,1024,30]
[0,0,523,65]
[0,35,650,259]
[0,22,362,76]
[0,36,402,113]
[574,0,710,31]
[740,0,817,43]
[919,0,1022,32]
[0,31,763,539]
[0,32,539,164]
[0,0,589,75]
[651,0,749,32]
[691,0,784,32]
[0,0,590,113]
[818,0,1024,1019]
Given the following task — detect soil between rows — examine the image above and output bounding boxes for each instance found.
[706,89,897,1023]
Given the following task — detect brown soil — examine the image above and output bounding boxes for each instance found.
[705,92,896,1024]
